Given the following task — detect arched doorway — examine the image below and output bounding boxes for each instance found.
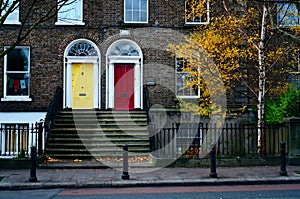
[106,39,143,110]
[63,39,101,109]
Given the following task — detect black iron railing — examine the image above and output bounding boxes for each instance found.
[44,86,63,138]
[0,122,44,157]
[150,122,289,158]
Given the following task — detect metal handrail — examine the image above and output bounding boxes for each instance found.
[44,87,63,137]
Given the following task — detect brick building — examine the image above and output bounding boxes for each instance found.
[0,0,211,118]
[1,0,299,123]
[0,0,214,158]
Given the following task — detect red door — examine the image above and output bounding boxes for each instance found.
[114,64,134,110]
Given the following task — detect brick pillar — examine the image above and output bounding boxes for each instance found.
[284,117,300,165]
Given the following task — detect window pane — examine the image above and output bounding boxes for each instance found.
[133,11,140,21]
[133,0,139,10]
[125,11,133,22]
[58,0,82,23]
[176,58,184,72]
[3,0,19,23]
[5,47,30,97]
[125,0,132,10]
[73,0,82,20]
[7,49,29,71]
[141,0,147,11]
[176,73,198,96]
[140,11,147,22]
[6,75,29,96]
[176,73,185,96]
[278,3,299,27]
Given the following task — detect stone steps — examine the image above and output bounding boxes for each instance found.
[45,110,151,160]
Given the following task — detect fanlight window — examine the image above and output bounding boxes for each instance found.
[67,42,98,56]
[109,43,139,56]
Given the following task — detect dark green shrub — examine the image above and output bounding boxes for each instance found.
[265,85,300,123]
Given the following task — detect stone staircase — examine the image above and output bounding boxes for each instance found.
[45,110,150,162]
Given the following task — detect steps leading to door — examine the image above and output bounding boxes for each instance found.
[45,110,151,163]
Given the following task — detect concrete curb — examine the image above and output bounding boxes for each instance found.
[1,177,300,190]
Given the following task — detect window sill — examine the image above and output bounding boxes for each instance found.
[176,96,200,99]
[277,25,299,29]
[3,21,21,25]
[55,21,85,26]
[185,22,209,26]
[124,21,148,24]
[1,97,32,102]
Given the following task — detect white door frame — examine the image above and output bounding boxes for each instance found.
[106,56,142,110]
[63,39,101,109]
[105,39,143,110]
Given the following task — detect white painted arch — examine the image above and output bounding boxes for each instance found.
[63,39,101,109]
[106,39,143,110]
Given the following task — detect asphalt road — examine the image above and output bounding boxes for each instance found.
[0,184,300,199]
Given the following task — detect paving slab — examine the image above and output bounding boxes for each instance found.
[0,166,299,190]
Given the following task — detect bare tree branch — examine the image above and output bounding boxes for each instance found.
[0,0,76,58]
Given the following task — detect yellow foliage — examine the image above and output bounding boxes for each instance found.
[169,2,297,117]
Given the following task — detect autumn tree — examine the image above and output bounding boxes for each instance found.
[0,0,76,58]
[170,0,299,155]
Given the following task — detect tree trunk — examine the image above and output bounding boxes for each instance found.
[257,4,268,156]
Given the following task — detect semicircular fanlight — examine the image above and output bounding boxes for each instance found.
[68,42,98,56]
[109,43,139,56]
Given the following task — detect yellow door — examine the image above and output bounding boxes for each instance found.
[72,63,94,109]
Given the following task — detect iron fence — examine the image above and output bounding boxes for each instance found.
[0,122,45,157]
[150,122,289,158]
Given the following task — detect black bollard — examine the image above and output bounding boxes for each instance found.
[209,145,218,178]
[29,146,38,182]
[279,142,288,176]
[122,144,130,180]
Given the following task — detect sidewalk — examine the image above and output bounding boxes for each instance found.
[1,165,300,190]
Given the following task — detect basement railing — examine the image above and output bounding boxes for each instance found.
[0,123,45,157]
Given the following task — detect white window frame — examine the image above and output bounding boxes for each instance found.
[124,0,148,23]
[185,0,210,25]
[55,0,85,26]
[175,57,200,99]
[277,2,299,28]
[1,46,31,102]
[2,0,21,25]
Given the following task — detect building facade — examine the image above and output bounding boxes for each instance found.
[1,0,299,126]
[0,0,212,123]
